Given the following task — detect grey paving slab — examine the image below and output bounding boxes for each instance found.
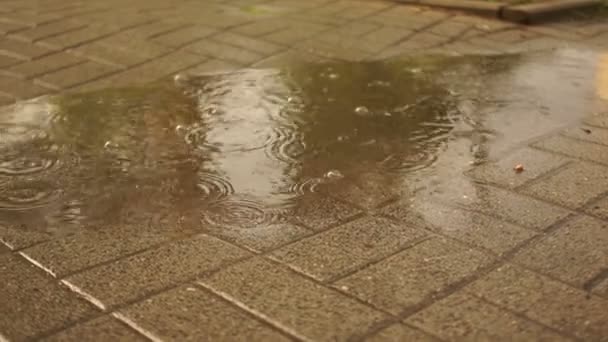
[380,200,537,255]
[5,52,84,79]
[585,195,608,220]
[64,234,251,309]
[206,222,312,253]
[406,292,573,341]
[211,31,285,56]
[21,223,178,277]
[512,215,608,288]
[323,172,402,210]
[118,285,292,341]
[532,135,608,166]
[0,37,55,60]
[593,277,608,298]
[465,264,608,341]
[561,125,608,146]
[199,257,387,341]
[36,60,119,89]
[431,184,571,231]
[271,216,427,282]
[520,161,608,209]
[42,316,147,342]
[334,237,493,315]
[0,253,98,341]
[465,147,570,189]
[185,38,265,65]
[0,223,53,250]
[289,194,362,231]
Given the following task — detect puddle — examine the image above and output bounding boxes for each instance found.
[0,49,605,235]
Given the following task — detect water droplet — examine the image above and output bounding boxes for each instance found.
[328,73,339,80]
[354,106,369,116]
[103,141,117,149]
[324,170,344,180]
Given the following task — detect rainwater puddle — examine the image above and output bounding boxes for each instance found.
[0,49,605,235]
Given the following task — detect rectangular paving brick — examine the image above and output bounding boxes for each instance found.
[271,216,427,282]
[406,293,572,341]
[439,184,571,231]
[76,51,203,90]
[592,277,608,298]
[561,126,608,146]
[185,39,265,65]
[207,222,312,253]
[465,264,608,340]
[118,285,291,341]
[0,54,23,67]
[0,223,53,250]
[6,52,84,79]
[253,49,326,68]
[0,37,55,60]
[512,215,608,287]
[262,21,331,45]
[10,20,86,42]
[288,194,362,232]
[199,257,387,341]
[532,135,608,166]
[0,243,10,254]
[231,19,289,37]
[0,254,97,341]
[465,147,569,188]
[0,20,31,34]
[42,316,147,342]
[20,223,180,277]
[520,162,608,209]
[0,74,53,98]
[296,38,372,61]
[365,323,441,342]
[323,172,402,210]
[382,200,536,255]
[151,25,217,47]
[39,26,118,49]
[428,21,471,38]
[330,21,380,37]
[211,32,284,56]
[585,195,608,220]
[36,60,119,89]
[334,237,493,315]
[64,234,250,309]
[69,43,148,68]
[181,58,240,75]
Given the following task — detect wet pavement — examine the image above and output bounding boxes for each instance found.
[1,0,608,341]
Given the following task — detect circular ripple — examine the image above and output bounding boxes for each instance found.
[197,171,235,201]
[379,151,439,173]
[264,127,306,164]
[0,180,59,210]
[285,177,323,196]
[201,198,279,228]
[0,129,60,176]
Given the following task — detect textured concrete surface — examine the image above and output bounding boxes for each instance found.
[0,0,607,341]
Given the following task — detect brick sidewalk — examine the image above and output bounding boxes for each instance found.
[1,0,608,341]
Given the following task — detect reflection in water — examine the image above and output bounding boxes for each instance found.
[0,50,603,236]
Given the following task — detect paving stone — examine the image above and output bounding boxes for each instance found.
[20,223,182,277]
[39,26,118,49]
[376,32,448,58]
[64,234,251,309]
[211,31,284,56]
[42,316,147,342]
[207,222,312,253]
[521,162,608,209]
[324,172,402,210]
[154,25,218,47]
[334,237,493,315]
[231,19,289,37]
[185,38,264,65]
[438,184,570,231]
[561,125,608,146]
[0,54,23,67]
[406,293,573,341]
[532,135,608,165]
[357,26,413,53]
[10,20,86,42]
[0,20,31,34]
[465,147,569,188]
[5,52,84,79]
[262,22,331,45]
[0,37,55,60]
[364,323,441,342]
[584,111,608,128]
[181,58,241,75]
[77,51,203,90]
[288,194,362,231]
[0,74,53,98]
[0,243,10,254]
[36,61,119,89]
[512,215,608,288]
[427,20,471,38]
[118,285,292,341]
[107,20,186,41]
[483,29,540,43]
[296,38,372,61]
[69,42,151,68]
[0,223,53,250]
[382,200,536,255]
[199,257,387,341]
[0,253,97,341]
[585,195,608,220]
[253,49,326,68]
[330,21,380,37]
[465,264,608,341]
[592,277,608,298]
[271,216,427,282]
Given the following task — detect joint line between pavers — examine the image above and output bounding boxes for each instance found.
[61,279,107,311]
[18,251,58,278]
[196,281,312,342]
[112,312,164,342]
